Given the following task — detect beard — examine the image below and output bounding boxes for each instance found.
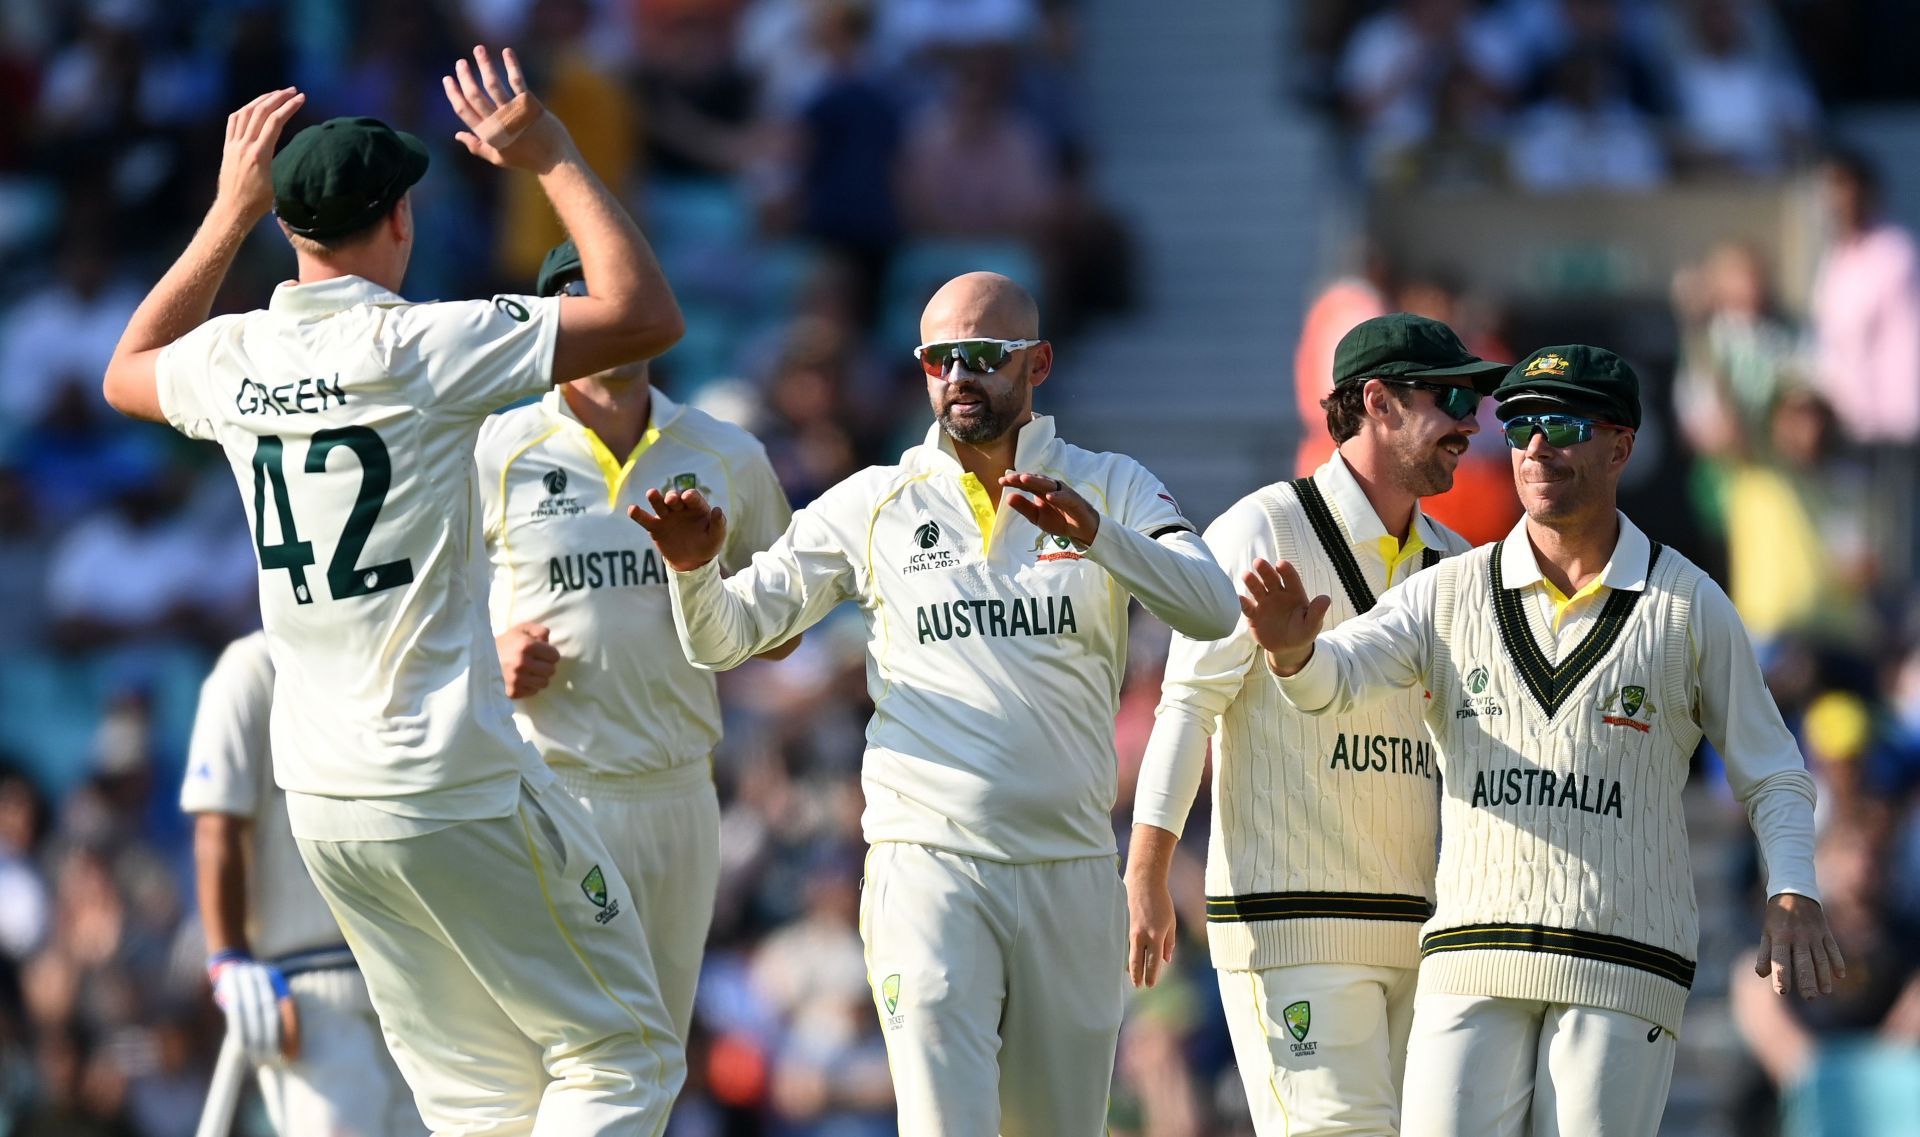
[1392,431,1469,497]
[937,372,1023,444]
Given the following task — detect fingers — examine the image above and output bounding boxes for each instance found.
[1755,931,1773,978]
[522,623,551,642]
[473,45,514,106]
[443,76,482,128]
[1305,593,1333,628]
[1276,558,1308,597]
[1793,942,1818,998]
[1810,938,1836,996]
[502,47,529,94]
[1242,558,1286,601]
[258,90,305,145]
[1770,937,1791,995]
[626,502,662,532]
[280,996,302,1061]
[1004,492,1043,525]
[455,58,495,118]
[526,640,560,666]
[1825,931,1847,979]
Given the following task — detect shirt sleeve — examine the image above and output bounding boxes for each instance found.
[721,438,794,574]
[179,636,274,816]
[154,317,239,441]
[1081,459,1237,641]
[1133,501,1268,836]
[670,476,864,670]
[1689,576,1820,901]
[392,295,561,417]
[1276,566,1438,715]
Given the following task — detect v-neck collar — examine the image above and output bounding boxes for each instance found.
[546,386,680,509]
[1489,534,1665,719]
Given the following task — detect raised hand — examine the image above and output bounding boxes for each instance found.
[629,488,727,573]
[441,46,571,173]
[218,87,305,222]
[496,622,560,698]
[1001,472,1099,547]
[1242,558,1331,676]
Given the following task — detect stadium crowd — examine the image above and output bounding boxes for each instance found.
[0,0,1914,1134]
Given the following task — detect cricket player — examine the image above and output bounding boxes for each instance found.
[184,631,423,1136]
[480,237,796,1044]
[1250,345,1844,1137]
[1127,314,1504,1136]
[630,272,1240,1137]
[103,51,687,1134]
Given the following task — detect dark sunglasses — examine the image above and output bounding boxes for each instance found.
[1502,413,1630,449]
[1378,378,1481,421]
[912,338,1042,379]
[556,278,589,297]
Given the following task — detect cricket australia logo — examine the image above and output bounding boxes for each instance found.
[1282,1000,1315,1056]
[581,865,622,925]
[904,519,959,574]
[662,471,712,497]
[881,973,905,1030]
[532,467,586,520]
[1032,531,1085,563]
[1599,684,1655,733]
[1457,665,1504,719]
[1524,353,1571,378]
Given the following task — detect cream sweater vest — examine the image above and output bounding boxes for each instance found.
[1205,478,1450,971]
[1420,540,1704,1032]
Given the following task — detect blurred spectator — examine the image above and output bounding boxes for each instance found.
[1511,0,1666,117]
[0,762,49,962]
[1036,144,1137,338]
[898,41,1059,239]
[1809,151,1920,447]
[1673,241,1802,454]
[1662,0,1817,176]
[640,6,765,182]
[0,232,143,431]
[1506,46,1667,191]
[1336,0,1518,167]
[1292,248,1393,477]
[43,479,220,655]
[873,0,1039,67]
[0,464,50,649]
[1376,59,1508,189]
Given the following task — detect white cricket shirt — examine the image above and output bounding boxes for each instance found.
[668,415,1239,863]
[155,276,560,840]
[478,387,791,776]
[178,633,346,960]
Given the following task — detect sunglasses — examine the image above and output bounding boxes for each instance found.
[1502,413,1629,449]
[1378,378,1481,421]
[555,278,589,297]
[913,338,1042,379]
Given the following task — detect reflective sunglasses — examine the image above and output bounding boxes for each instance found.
[556,278,589,297]
[1502,413,1629,449]
[912,338,1042,379]
[1378,378,1481,421]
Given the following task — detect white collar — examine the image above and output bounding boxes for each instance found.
[1497,510,1653,592]
[267,275,404,315]
[1313,451,1445,551]
[915,413,1061,473]
[542,384,679,434]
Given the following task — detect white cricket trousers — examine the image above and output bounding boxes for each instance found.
[560,763,720,1044]
[256,965,424,1137]
[1217,962,1417,1137]
[859,842,1127,1137]
[299,777,686,1137]
[1400,993,1676,1137]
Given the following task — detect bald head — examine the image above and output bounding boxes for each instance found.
[920,272,1039,343]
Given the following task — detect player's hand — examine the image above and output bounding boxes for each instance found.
[442,46,572,173]
[1242,558,1331,677]
[216,87,306,223]
[1756,893,1846,1000]
[209,952,300,1062]
[497,622,560,698]
[1001,473,1099,547]
[1127,876,1178,988]
[629,488,726,573]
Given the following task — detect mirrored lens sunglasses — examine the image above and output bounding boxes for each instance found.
[1502,414,1629,449]
[912,339,1042,379]
[1377,378,1481,421]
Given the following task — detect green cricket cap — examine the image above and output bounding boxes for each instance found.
[1495,345,1642,430]
[535,238,584,297]
[1331,313,1508,395]
[272,117,428,240]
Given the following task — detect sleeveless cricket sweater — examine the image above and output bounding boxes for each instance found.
[1205,477,1449,972]
[1419,540,1705,1033]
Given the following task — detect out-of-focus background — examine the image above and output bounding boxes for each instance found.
[0,0,1917,1133]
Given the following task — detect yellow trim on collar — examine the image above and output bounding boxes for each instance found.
[959,473,997,556]
[1540,574,1608,629]
[578,424,662,510]
[1376,529,1429,588]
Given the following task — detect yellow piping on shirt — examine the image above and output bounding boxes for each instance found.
[578,423,662,511]
[495,424,566,628]
[959,472,997,557]
[864,472,939,720]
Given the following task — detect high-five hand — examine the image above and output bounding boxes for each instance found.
[218,87,306,222]
[441,46,571,173]
[1242,558,1331,676]
[629,489,727,573]
[1001,473,1099,547]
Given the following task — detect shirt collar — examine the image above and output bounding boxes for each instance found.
[1497,510,1652,592]
[267,275,404,315]
[1312,450,1445,552]
[543,384,679,434]
[916,413,1060,473]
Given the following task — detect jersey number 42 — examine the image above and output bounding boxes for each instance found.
[251,427,416,605]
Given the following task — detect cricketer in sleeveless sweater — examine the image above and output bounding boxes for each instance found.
[1276,513,1818,1033]
[1134,453,1472,972]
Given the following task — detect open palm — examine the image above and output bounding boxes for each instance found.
[441,46,568,172]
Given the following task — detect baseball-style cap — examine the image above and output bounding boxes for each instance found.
[1494,345,1642,430]
[535,238,584,297]
[272,117,429,240]
[1331,313,1509,394]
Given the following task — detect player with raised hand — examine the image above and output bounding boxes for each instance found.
[104,46,685,1136]
[631,271,1239,1137]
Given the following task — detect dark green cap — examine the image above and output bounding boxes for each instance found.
[272,117,429,240]
[1331,313,1508,395]
[535,238,584,297]
[1495,345,1641,430]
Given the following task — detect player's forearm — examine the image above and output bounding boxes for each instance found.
[1086,525,1237,641]
[1132,706,1212,836]
[668,561,798,671]
[115,201,252,360]
[539,154,683,368]
[1125,823,1180,890]
[193,813,254,955]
